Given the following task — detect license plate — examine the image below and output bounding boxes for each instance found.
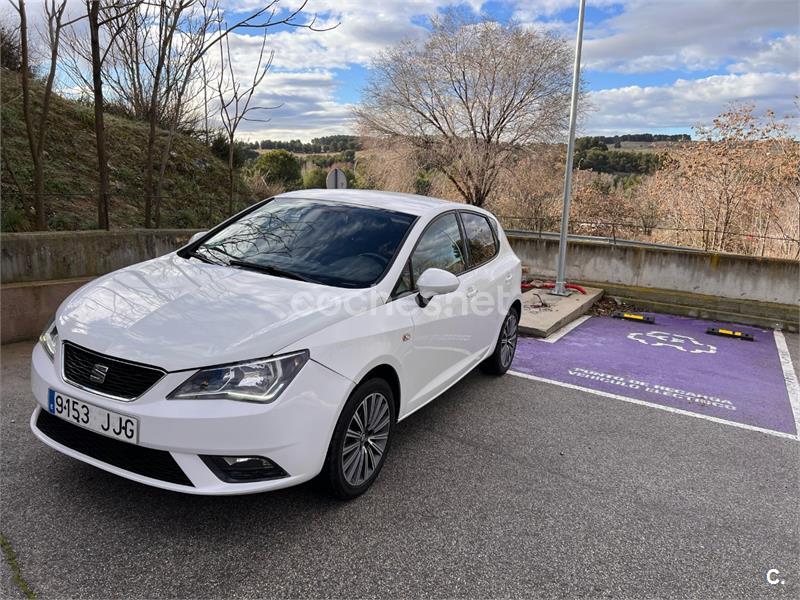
[47,389,139,444]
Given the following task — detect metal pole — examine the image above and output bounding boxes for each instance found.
[552,0,587,296]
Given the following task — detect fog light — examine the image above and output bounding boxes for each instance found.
[201,455,288,483]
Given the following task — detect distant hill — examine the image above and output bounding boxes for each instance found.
[574,136,666,175]
[1,68,239,231]
[257,135,360,154]
[599,133,691,144]
[600,134,691,156]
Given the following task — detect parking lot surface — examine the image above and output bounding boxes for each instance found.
[514,315,798,437]
[2,331,799,599]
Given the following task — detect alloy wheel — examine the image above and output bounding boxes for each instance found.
[341,392,391,486]
[500,312,518,368]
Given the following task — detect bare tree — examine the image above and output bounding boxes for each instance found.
[215,29,274,215]
[85,0,142,229]
[488,148,564,233]
[10,0,83,230]
[356,12,573,207]
[143,0,324,228]
[199,52,215,145]
[63,0,328,227]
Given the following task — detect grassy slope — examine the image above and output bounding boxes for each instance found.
[1,68,240,231]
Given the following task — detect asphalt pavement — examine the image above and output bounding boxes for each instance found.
[1,337,798,599]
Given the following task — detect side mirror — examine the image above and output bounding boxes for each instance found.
[416,268,460,307]
[188,231,207,245]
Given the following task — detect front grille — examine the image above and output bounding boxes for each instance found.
[63,342,165,400]
[36,410,193,487]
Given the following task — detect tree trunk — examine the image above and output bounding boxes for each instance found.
[154,125,177,229]
[144,114,158,228]
[472,184,486,207]
[203,59,210,145]
[152,38,196,228]
[143,2,175,229]
[32,160,45,229]
[228,138,235,215]
[89,1,110,230]
[17,1,46,230]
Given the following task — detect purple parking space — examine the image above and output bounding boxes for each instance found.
[512,314,797,436]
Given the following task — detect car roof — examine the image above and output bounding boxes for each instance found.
[276,188,471,218]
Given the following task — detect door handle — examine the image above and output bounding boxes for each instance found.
[466,286,478,298]
[504,273,513,281]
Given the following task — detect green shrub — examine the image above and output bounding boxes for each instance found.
[0,203,30,232]
[414,171,433,196]
[302,167,327,189]
[48,210,85,231]
[166,207,202,229]
[254,149,302,188]
[210,134,260,169]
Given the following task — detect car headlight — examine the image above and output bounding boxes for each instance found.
[167,350,309,403]
[39,318,59,360]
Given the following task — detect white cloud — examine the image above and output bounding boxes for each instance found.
[209,68,356,141]
[233,0,467,70]
[728,35,800,74]
[508,0,799,136]
[27,0,792,140]
[583,71,800,135]
[221,0,482,139]
[582,0,799,74]
[511,0,623,22]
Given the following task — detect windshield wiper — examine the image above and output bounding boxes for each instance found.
[228,259,319,284]
[182,249,218,264]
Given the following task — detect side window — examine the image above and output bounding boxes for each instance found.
[461,212,498,267]
[411,213,466,279]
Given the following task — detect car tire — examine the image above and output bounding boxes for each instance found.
[322,378,396,500]
[480,307,520,376]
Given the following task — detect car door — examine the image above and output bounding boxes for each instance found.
[392,212,478,415]
[458,210,508,354]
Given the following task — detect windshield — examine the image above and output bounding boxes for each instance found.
[192,198,417,288]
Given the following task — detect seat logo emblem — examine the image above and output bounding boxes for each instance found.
[90,364,109,384]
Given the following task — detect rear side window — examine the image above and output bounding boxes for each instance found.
[461,212,498,266]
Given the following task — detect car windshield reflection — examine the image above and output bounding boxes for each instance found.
[192,198,416,288]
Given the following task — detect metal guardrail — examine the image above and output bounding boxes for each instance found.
[504,229,706,253]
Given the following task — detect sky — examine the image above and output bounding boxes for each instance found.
[14,0,797,141]
[219,0,799,142]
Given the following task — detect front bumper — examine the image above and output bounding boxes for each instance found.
[30,343,354,495]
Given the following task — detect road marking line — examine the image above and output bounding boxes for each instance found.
[536,315,592,344]
[507,369,799,442]
[774,330,800,437]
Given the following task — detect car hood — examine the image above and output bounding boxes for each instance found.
[56,254,384,372]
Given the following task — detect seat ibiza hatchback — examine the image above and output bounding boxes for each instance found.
[31,190,522,498]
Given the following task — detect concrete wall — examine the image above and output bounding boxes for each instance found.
[1,229,200,343]
[2,229,200,284]
[509,232,800,331]
[507,232,798,305]
[2,278,93,345]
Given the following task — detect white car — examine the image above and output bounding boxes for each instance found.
[30,189,522,498]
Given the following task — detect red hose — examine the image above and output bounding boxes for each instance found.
[565,283,587,294]
[521,281,586,294]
